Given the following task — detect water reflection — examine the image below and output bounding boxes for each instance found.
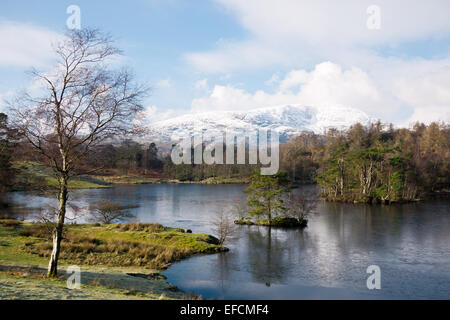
[245,227,292,284]
[4,184,450,299]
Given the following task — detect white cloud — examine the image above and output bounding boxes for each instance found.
[185,40,286,73]
[186,0,450,73]
[217,0,450,45]
[183,1,450,124]
[265,74,280,87]
[191,62,382,113]
[286,62,381,110]
[0,90,16,110]
[0,20,63,67]
[190,61,450,124]
[156,78,172,88]
[136,105,182,126]
[393,65,450,124]
[194,78,209,91]
[192,85,271,113]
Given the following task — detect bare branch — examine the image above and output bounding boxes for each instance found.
[6,28,149,277]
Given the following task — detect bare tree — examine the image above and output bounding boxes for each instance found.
[212,207,238,245]
[31,203,83,239]
[286,190,318,221]
[232,197,247,220]
[88,200,135,224]
[8,28,148,276]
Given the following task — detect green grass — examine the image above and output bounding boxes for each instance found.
[0,271,159,300]
[0,221,226,270]
[12,161,169,191]
[45,177,109,189]
[0,265,196,300]
[0,220,224,300]
[194,176,249,184]
[234,217,308,228]
[66,223,225,256]
[12,161,251,191]
[0,223,48,266]
[91,175,164,185]
[12,161,110,191]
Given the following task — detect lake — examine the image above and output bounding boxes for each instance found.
[5,184,450,299]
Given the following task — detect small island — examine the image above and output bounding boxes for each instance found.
[232,171,315,229]
[235,217,308,228]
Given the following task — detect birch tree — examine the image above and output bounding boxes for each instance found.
[9,28,147,276]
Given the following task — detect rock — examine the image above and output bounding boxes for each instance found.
[204,235,220,245]
[126,272,167,280]
[176,228,193,233]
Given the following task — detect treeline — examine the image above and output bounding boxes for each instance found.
[281,122,450,203]
[162,148,259,181]
[14,138,163,176]
[14,138,258,181]
[1,109,449,204]
[85,140,163,174]
[162,161,259,182]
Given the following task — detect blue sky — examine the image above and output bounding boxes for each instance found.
[0,0,246,112]
[1,0,449,125]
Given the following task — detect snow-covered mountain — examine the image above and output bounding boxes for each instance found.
[145,104,373,142]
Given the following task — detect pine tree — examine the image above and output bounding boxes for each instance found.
[244,171,291,224]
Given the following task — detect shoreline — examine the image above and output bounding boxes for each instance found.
[11,161,449,204]
[0,220,226,300]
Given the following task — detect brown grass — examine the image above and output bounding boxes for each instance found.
[13,222,225,270]
[115,223,164,233]
[19,228,192,269]
[0,219,23,228]
[18,223,54,238]
[2,266,64,281]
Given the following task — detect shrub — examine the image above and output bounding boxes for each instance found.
[88,201,136,224]
[20,231,192,269]
[19,223,55,238]
[0,219,22,228]
[116,223,164,233]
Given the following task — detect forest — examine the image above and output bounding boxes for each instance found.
[282,122,449,203]
[1,111,449,204]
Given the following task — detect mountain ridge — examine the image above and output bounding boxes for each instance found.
[145,104,374,142]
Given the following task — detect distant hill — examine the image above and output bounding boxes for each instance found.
[145,104,373,142]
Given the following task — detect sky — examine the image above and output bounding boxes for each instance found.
[1,0,449,126]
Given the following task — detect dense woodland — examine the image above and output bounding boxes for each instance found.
[162,121,450,204]
[0,113,15,197]
[283,122,449,203]
[0,112,449,204]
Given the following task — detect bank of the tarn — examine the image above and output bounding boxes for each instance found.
[0,219,227,300]
[234,217,308,228]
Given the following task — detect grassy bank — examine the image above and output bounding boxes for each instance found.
[235,217,308,228]
[0,219,227,300]
[182,176,249,184]
[12,162,110,191]
[12,161,248,192]
[90,175,165,185]
[12,161,168,191]
[0,266,182,300]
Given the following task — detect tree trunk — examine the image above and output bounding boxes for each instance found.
[47,175,68,277]
[367,162,374,193]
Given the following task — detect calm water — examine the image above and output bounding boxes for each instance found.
[5,184,450,299]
